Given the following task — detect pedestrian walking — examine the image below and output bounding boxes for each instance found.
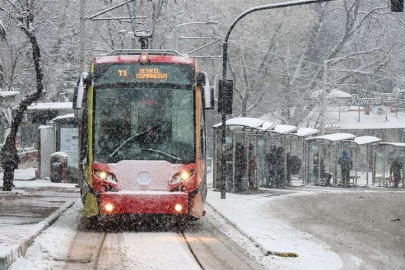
[338,150,353,188]
[390,156,403,188]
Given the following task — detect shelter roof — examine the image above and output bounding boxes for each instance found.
[380,142,405,147]
[258,121,275,131]
[295,128,319,137]
[28,102,73,110]
[353,136,381,145]
[0,91,19,98]
[52,113,75,121]
[213,117,264,129]
[307,133,355,142]
[271,125,297,134]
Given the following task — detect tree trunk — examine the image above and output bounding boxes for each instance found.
[1,11,44,191]
[1,135,19,191]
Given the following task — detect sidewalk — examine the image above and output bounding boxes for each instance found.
[0,169,79,269]
[206,188,344,270]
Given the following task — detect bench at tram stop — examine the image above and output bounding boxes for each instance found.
[349,175,360,187]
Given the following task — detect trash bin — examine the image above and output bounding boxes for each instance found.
[50,152,68,182]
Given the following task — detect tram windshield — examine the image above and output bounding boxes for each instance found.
[94,87,195,163]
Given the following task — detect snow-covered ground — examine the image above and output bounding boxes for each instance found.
[207,187,405,270]
[207,189,346,270]
[8,202,82,270]
[0,177,78,261]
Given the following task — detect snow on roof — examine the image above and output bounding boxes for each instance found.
[0,91,19,98]
[38,125,53,130]
[258,113,282,125]
[353,136,381,145]
[52,113,75,121]
[258,121,275,131]
[380,142,405,147]
[213,117,264,129]
[272,125,297,134]
[328,89,352,98]
[307,133,356,142]
[310,89,352,99]
[295,128,319,137]
[51,152,69,158]
[28,102,73,110]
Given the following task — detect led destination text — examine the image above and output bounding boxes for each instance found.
[118,68,168,80]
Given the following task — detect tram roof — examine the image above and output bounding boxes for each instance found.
[94,54,194,65]
[307,133,356,142]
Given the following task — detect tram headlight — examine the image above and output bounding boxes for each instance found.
[171,169,195,184]
[94,170,117,183]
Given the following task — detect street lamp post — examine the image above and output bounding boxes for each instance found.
[219,0,336,199]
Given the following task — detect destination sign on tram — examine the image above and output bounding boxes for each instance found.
[95,64,193,85]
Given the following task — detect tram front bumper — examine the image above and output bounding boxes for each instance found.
[99,191,189,215]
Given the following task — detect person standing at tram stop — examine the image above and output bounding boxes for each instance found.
[275,147,286,188]
[247,143,258,190]
[234,143,247,193]
[265,146,277,187]
[390,156,403,188]
[338,150,353,188]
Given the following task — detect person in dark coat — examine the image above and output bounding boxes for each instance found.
[247,143,257,190]
[234,143,247,192]
[275,147,285,187]
[265,146,277,187]
[338,150,353,188]
[390,156,403,188]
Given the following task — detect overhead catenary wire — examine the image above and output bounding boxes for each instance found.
[161,8,402,84]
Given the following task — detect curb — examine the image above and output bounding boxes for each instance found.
[0,200,75,270]
[206,201,299,258]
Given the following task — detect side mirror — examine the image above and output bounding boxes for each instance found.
[196,71,214,109]
[73,72,90,110]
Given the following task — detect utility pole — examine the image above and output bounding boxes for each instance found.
[220,0,337,199]
[321,60,327,135]
[79,0,86,74]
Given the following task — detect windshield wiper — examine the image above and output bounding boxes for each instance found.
[109,125,161,159]
[138,147,182,162]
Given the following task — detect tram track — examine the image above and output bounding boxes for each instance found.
[60,216,263,270]
[92,232,107,270]
[181,229,206,270]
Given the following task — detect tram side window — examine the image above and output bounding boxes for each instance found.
[172,91,193,144]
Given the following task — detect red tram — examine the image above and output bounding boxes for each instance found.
[73,50,213,220]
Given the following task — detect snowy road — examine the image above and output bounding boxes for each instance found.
[10,202,263,270]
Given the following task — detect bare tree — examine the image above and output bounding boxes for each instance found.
[0,0,45,191]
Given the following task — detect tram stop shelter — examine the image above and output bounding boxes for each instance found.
[374,142,405,188]
[341,136,381,187]
[266,125,314,187]
[306,133,356,186]
[213,117,274,192]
